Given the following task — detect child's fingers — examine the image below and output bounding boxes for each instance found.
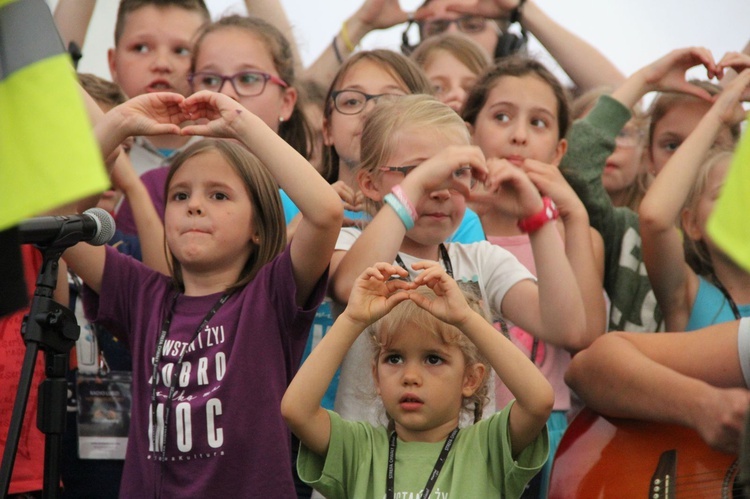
[385,279,416,295]
[406,291,434,312]
[373,262,409,281]
[482,158,514,193]
[151,124,183,135]
[674,81,716,103]
[409,259,441,273]
[412,262,452,288]
[718,52,750,73]
[688,46,720,79]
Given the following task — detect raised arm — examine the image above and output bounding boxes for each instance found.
[720,40,750,87]
[519,1,624,91]
[329,144,486,304]
[65,92,186,292]
[53,0,96,58]
[243,0,304,76]
[565,320,750,454]
[304,0,410,87]
[638,64,748,331]
[281,263,412,455]
[109,153,169,274]
[410,261,553,457]
[181,91,343,305]
[473,159,588,350]
[521,157,607,348]
[417,0,625,91]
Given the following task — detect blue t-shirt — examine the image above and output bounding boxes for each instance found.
[280,190,484,243]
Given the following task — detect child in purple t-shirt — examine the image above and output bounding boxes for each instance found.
[65,90,343,497]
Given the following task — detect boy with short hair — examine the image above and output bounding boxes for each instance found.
[107,0,210,175]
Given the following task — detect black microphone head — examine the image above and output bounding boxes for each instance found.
[83,207,116,246]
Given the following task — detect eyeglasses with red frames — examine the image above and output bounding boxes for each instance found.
[188,70,288,97]
[379,165,477,189]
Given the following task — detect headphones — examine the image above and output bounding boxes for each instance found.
[400,19,419,56]
[400,2,527,59]
[495,5,528,59]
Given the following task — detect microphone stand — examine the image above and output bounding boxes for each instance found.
[0,245,79,498]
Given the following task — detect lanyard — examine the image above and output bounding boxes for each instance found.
[394,243,454,279]
[150,291,232,465]
[386,427,458,499]
[711,274,741,320]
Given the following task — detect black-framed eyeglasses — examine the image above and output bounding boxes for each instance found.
[419,15,496,38]
[331,90,402,115]
[379,165,418,176]
[379,165,477,189]
[188,70,288,97]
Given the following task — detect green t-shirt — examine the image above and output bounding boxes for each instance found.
[298,402,548,499]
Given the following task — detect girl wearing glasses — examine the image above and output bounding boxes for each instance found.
[318,49,484,243]
[327,95,587,464]
[115,15,312,240]
[462,55,608,497]
[189,15,310,159]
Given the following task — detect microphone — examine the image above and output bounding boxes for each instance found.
[19,207,116,248]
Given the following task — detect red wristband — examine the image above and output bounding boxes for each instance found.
[517,196,559,234]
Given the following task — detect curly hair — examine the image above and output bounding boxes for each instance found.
[368,286,491,425]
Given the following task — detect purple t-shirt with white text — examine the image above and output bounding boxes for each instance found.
[84,245,324,498]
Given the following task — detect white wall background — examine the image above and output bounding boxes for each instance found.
[48,0,749,89]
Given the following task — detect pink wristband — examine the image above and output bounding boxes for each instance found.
[391,185,418,222]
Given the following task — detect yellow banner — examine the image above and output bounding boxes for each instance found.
[708,128,750,272]
[0,55,108,230]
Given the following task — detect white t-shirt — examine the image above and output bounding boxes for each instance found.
[737,317,750,387]
[332,228,535,425]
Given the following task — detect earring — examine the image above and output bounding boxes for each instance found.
[279,116,285,123]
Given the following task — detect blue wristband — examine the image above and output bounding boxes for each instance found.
[384,193,415,230]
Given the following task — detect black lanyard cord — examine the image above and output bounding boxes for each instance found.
[150,290,232,496]
[711,274,741,320]
[386,427,459,499]
[394,243,454,279]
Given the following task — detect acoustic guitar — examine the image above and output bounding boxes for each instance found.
[548,407,745,498]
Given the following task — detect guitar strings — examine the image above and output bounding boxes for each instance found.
[673,467,735,498]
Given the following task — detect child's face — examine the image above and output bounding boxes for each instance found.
[602,120,646,197]
[420,14,499,58]
[364,128,469,255]
[108,5,205,98]
[165,151,256,281]
[323,60,409,166]
[649,100,735,175]
[422,50,479,113]
[470,75,566,167]
[192,28,296,134]
[373,324,475,442]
